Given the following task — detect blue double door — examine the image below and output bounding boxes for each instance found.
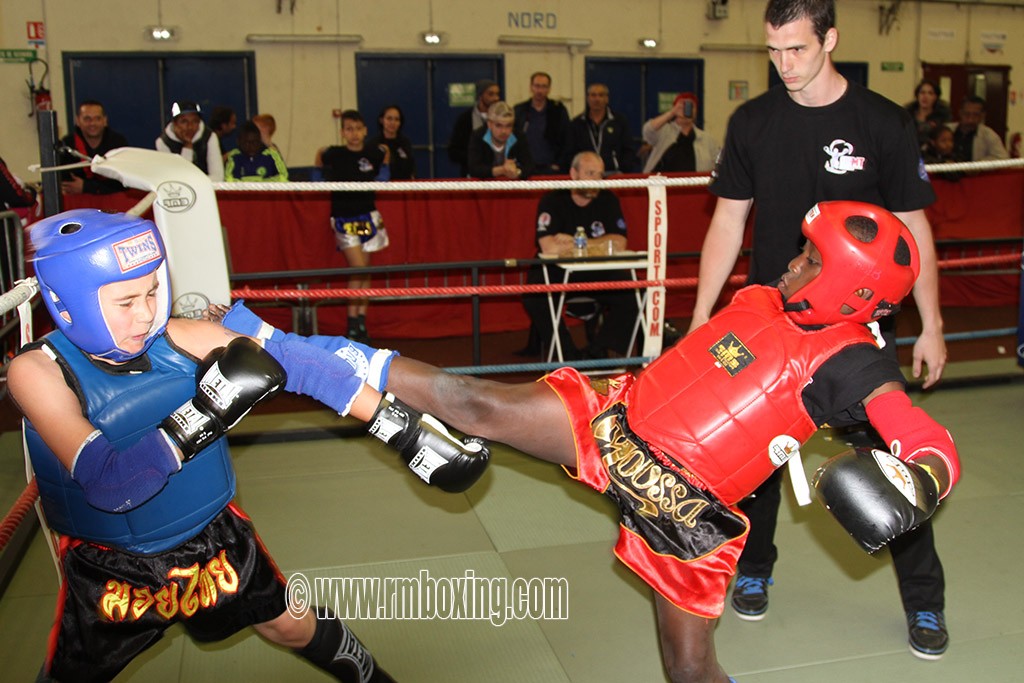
[356,54,503,179]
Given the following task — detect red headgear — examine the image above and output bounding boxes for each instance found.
[783,201,920,325]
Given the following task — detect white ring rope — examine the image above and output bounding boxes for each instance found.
[206,158,1022,192]
[29,156,1022,191]
[210,174,712,192]
[0,279,38,317]
[27,160,91,174]
[920,157,1024,174]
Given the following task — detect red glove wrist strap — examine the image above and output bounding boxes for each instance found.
[865,390,959,497]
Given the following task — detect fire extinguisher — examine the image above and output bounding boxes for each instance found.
[34,87,52,112]
[27,58,51,116]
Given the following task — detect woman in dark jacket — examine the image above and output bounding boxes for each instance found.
[369,105,416,180]
[905,79,952,151]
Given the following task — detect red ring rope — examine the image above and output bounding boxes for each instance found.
[0,478,38,553]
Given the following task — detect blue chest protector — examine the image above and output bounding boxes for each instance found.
[24,331,235,555]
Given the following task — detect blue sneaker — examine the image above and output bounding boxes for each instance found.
[731,575,772,621]
[907,610,948,660]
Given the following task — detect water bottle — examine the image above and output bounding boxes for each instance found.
[573,226,588,256]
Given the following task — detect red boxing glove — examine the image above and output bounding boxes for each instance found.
[865,390,959,498]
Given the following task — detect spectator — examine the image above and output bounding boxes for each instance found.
[224,121,288,182]
[521,151,638,360]
[60,100,128,195]
[951,96,1009,162]
[905,80,952,151]
[467,101,534,179]
[513,72,571,175]
[448,79,501,176]
[316,110,390,342]
[252,113,282,159]
[641,92,721,173]
[155,101,224,181]
[565,83,638,174]
[922,126,961,182]
[209,105,238,159]
[369,105,416,180]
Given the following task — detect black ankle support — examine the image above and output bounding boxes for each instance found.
[296,614,376,683]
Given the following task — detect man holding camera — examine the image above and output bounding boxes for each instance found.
[641,92,721,174]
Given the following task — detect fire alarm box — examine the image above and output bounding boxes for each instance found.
[707,0,729,20]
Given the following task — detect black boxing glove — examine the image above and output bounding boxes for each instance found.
[813,447,940,553]
[367,392,490,493]
[161,337,286,461]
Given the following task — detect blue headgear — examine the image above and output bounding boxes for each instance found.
[30,209,171,362]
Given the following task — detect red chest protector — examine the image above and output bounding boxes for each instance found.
[627,286,876,505]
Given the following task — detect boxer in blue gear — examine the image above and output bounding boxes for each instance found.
[11,209,400,682]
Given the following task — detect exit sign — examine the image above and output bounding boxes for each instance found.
[0,49,37,63]
[881,61,904,72]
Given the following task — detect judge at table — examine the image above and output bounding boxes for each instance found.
[521,151,639,360]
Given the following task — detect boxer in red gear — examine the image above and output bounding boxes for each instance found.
[362,201,960,683]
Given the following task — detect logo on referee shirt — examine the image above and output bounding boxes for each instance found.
[822,139,866,175]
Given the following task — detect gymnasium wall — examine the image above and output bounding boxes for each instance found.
[1,0,1022,181]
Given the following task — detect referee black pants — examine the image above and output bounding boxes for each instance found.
[736,469,945,612]
[735,315,945,613]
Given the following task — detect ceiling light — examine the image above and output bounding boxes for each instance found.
[420,31,446,45]
[639,38,658,49]
[146,26,179,41]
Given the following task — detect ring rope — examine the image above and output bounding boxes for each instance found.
[231,251,1020,302]
[0,479,38,553]
[232,276,724,301]
[937,252,1021,269]
[0,279,39,315]
[211,174,712,193]
[205,158,1024,193]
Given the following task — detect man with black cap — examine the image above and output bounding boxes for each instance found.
[155,100,225,181]
[448,78,501,176]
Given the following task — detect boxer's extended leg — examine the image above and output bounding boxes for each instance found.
[385,356,578,468]
[654,593,732,683]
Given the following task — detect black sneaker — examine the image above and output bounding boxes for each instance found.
[347,325,370,344]
[731,575,772,621]
[907,610,948,660]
